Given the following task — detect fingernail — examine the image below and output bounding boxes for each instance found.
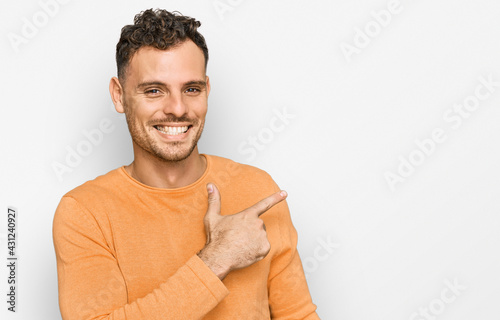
[280,190,287,198]
[207,183,213,194]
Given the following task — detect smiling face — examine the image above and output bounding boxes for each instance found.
[111,40,210,163]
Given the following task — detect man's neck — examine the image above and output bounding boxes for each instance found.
[125,147,207,189]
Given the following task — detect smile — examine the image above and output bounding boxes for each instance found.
[154,125,190,135]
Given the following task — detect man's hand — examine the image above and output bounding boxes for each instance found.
[197,183,287,280]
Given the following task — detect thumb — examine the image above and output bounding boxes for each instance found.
[203,183,221,245]
[205,183,221,218]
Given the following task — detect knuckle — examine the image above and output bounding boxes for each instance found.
[256,219,264,227]
[263,200,273,211]
[261,241,271,255]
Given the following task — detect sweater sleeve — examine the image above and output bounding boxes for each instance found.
[53,196,229,320]
[267,198,321,319]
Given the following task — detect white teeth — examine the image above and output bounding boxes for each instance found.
[156,125,189,135]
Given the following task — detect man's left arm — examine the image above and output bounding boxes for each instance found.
[267,188,321,320]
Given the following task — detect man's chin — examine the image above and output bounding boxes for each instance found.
[154,145,198,163]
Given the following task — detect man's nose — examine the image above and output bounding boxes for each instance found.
[163,93,187,118]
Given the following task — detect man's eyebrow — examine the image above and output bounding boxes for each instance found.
[136,80,206,89]
[184,80,207,87]
[136,81,166,89]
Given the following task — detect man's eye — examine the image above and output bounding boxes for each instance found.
[146,89,161,94]
[185,88,200,93]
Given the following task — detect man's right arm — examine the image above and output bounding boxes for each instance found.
[53,196,229,320]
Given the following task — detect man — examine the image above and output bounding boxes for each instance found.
[53,8,319,319]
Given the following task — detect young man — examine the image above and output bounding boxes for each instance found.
[53,9,319,319]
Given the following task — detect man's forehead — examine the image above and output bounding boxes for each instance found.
[125,42,206,85]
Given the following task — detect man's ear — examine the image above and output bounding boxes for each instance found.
[206,75,211,97]
[109,77,125,113]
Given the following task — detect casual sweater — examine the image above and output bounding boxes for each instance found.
[53,154,320,319]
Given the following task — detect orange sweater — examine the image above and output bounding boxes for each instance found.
[53,154,319,319]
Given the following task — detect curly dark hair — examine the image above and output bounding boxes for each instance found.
[116,9,209,81]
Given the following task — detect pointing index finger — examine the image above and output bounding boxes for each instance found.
[248,190,288,217]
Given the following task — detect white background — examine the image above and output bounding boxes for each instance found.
[1,0,500,319]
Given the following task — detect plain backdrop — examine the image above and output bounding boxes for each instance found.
[1,0,500,319]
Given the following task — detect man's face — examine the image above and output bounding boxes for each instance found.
[115,40,210,162]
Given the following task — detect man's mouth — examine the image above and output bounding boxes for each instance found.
[154,125,191,135]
